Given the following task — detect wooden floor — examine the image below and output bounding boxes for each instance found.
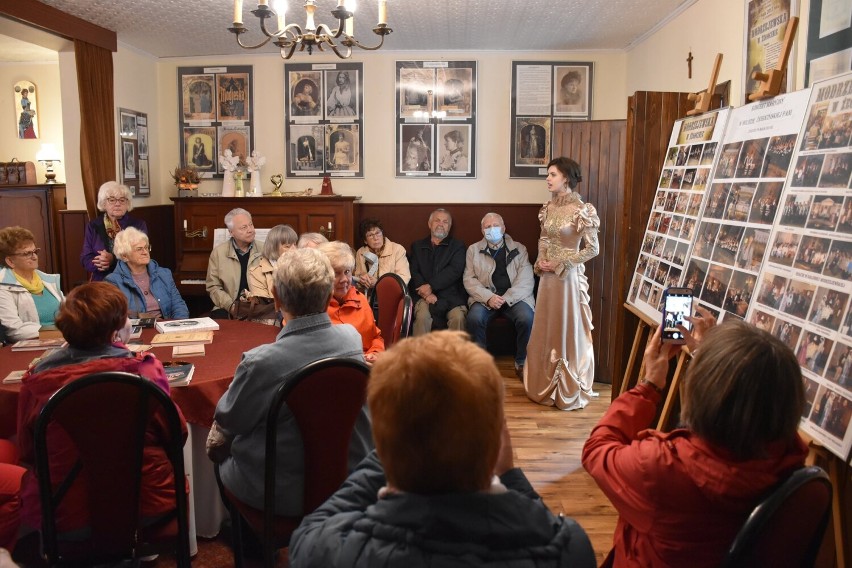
[157,355,618,567]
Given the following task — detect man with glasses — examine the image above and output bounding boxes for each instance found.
[80,181,147,282]
[206,208,264,319]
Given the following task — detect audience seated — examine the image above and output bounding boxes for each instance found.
[297,232,328,249]
[105,227,188,320]
[209,247,373,516]
[0,441,25,553]
[463,212,535,378]
[409,208,468,335]
[80,181,148,282]
[0,227,64,344]
[206,208,264,318]
[247,224,298,300]
[353,218,410,292]
[290,330,595,567]
[16,283,187,539]
[582,308,807,567]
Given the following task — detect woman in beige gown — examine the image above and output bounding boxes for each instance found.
[524,157,600,410]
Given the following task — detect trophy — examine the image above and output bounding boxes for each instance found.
[270,173,283,197]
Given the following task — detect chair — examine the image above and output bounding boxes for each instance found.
[218,357,370,568]
[374,272,411,347]
[721,465,832,568]
[33,371,190,567]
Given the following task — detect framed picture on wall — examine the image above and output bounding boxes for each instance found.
[398,123,433,175]
[289,70,322,120]
[182,126,217,173]
[137,159,150,196]
[326,124,360,173]
[805,0,852,85]
[553,64,593,118]
[181,74,216,121]
[288,124,325,175]
[743,0,797,103]
[217,125,251,174]
[437,124,472,174]
[122,140,137,179]
[118,107,147,195]
[325,69,360,120]
[514,117,550,168]
[119,111,137,138]
[13,80,38,139]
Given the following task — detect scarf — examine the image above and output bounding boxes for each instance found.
[14,270,44,295]
[104,213,120,241]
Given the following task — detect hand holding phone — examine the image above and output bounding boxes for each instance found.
[661,287,693,344]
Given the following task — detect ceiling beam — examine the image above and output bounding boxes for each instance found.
[0,0,116,52]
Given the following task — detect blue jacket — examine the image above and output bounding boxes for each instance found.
[105,259,189,319]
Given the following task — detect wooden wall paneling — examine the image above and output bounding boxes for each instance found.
[132,205,176,271]
[58,210,89,291]
[0,185,65,275]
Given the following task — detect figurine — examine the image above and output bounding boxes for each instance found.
[219,149,240,197]
[246,150,266,197]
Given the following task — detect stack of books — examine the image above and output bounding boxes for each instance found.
[150,331,214,347]
[155,317,220,333]
[163,361,195,387]
[11,338,66,351]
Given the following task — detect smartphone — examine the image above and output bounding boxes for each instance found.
[661,287,693,343]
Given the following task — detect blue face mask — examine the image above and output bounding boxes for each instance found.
[484,226,503,243]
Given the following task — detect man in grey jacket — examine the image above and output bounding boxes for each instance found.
[206,207,264,318]
[463,212,535,378]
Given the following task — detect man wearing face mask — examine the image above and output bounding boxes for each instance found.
[408,209,468,335]
[463,212,535,379]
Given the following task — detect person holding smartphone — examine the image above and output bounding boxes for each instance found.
[582,307,807,567]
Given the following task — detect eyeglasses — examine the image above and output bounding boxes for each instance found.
[11,248,40,259]
[365,230,383,239]
[132,245,152,253]
[106,197,129,205]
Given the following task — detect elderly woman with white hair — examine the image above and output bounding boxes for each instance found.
[105,227,188,319]
[80,181,148,281]
[318,241,384,363]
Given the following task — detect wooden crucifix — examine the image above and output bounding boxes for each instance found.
[687,51,693,78]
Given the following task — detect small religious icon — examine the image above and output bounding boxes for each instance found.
[270,173,283,196]
[320,175,334,196]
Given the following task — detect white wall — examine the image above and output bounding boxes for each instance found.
[154,49,627,206]
[0,61,65,185]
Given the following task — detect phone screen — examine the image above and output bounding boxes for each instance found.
[662,289,693,343]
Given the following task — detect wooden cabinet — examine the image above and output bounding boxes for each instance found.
[0,184,66,275]
[171,196,360,295]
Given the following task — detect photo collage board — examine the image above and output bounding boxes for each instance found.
[118,107,149,197]
[748,72,852,459]
[509,61,594,178]
[285,61,364,179]
[395,60,477,178]
[177,65,254,179]
[627,108,732,322]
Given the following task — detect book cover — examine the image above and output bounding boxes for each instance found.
[2,370,25,384]
[150,331,214,346]
[163,361,195,387]
[11,338,66,351]
[172,344,206,357]
[155,317,220,334]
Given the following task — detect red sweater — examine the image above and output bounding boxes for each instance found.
[582,383,807,568]
[327,287,385,356]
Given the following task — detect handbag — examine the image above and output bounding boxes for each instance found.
[228,295,278,324]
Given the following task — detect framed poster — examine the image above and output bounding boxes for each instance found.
[805,0,852,85]
[510,61,594,178]
[117,107,147,196]
[743,0,797,104]
[13,80,38,139]
[284,62,364,178]
[395,60,477,178]
[177,65,254,178]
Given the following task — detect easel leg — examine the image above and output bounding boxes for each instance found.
[621,321,651,395]
[656,350,688,431]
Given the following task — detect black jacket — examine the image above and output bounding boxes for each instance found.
[408,236,467,309]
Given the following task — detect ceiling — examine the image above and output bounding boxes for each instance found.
[2,0,693,61]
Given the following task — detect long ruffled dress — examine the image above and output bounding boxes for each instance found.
[524,192,600,410]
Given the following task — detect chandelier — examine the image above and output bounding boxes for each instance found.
[229,0,392,60]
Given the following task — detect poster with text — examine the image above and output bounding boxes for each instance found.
[743,0,796,103]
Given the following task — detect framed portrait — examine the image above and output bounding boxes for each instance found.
[178,66,254,179]
[325,69,360,121]
[437,124,472,175]
[288,124,326,175]
[137,125,149,158]
[119,111,137,138]
[122,139,137,180]
[288,70,322,120]
[181,74,216,121]
[284,62,364,178]
[553,64,593,118]
[514,117,551,167]
[326,124,360,173]
[137,159,150,196]
[13,80,38,139]
[182,126,217,176]
[217,73,251,121]
[805,0,852,85]
[743,0,796,103]
[398,124,434,175]
[395,61,477,178]
[217,125,251,174]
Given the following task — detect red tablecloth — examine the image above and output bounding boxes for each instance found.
[0,320,279,438]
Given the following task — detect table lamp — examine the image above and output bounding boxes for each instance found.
[36,143,62,184]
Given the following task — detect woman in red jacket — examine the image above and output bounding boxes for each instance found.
[583,309,807,567]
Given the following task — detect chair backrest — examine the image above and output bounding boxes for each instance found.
[721,465,832,568]
[263,357,370,549]
[34,371,190,566]
[392,295,413,343]
[375,272,410,348]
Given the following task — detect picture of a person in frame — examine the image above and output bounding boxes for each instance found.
[330,131,352,169]
[402,127,431,172]
[522,124,546,159]
[439,129,468,172]
[292,80,320,116]
[326,71,357,117]
[443,78,464,106]
[298,136,316,163]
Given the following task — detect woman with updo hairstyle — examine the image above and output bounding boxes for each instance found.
[524,157,600,410]
[15,282,186,540]
[583,313,807,567]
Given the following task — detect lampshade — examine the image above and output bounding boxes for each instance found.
[36,143,62,163]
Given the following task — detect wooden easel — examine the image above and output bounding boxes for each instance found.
[621,303,690,430]
[748,16,799,102]
[686,53,723,116]
[804,437,849,568]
